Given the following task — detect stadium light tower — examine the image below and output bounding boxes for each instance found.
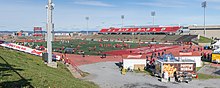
[85,17,89,35]
[121,15,124,28]
[46,0,54,64]
[151,11,156,26]
[202,1,207,37]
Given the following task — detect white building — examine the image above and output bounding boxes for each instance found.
[175,56,202,67]
[173,52,202,67]
[122,55,146,70]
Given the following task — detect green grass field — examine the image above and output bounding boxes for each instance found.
[197,36,213,43]
[0,47,98,88]
[197,73,220,80]
[34,39,148,55]
[196,63,220,80]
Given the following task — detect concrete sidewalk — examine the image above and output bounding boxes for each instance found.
[79,62,220,88]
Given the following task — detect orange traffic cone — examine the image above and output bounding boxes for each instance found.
[196,74,198,79]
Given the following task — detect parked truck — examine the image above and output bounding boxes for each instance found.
[212,47,220,63]
[212,53,220,63]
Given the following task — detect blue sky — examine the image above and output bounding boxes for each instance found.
[0,0,220,31]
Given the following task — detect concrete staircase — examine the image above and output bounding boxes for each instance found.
[66,63,84,78]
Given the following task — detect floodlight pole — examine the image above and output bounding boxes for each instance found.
[151,11,155,26]
[46,0,54,64]
[204,6,206,37]
[202,1,207,37]
[86,17,89,35]
[153,16,155,27]
[121,15,124,28]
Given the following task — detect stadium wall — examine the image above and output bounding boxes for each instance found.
[189,25,220,39]
[190,29,220,39]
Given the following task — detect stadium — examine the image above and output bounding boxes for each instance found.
[1,22,220,87]
[1,0,220,88]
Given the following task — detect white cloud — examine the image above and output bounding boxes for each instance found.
[197,0,220,3]
[136,2,185,8]
[135,0,187,8]
[210,6,220,10]
[207,0,220,3]
[73,0,114,7]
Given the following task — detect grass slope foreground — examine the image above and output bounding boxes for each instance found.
[198,36,213,43]
[0,47,98,88]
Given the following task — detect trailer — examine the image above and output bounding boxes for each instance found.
[154,54,196,78]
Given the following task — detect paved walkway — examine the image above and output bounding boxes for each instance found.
[198,65,220,76]
[79,62,220,88]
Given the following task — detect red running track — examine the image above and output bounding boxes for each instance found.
[104,44,179,55]
[54,45,214,66]
[55,52,122,66]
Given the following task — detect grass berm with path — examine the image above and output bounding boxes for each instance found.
[195,36,214,43]
[197,73,220,80]
[0,47,98,88]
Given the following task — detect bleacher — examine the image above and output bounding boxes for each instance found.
[161,35,183,42]
[72,34,199,44]
[74,34,167,42]
[175,35,198,42]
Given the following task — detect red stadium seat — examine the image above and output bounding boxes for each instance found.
[100,29,109,33]
[99,26,181,33]
[162,26,181,33]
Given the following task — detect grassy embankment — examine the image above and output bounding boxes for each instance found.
[197,73,220,80]
[196,36,214,43]
[196,62,220,80]
[0,47,98,88]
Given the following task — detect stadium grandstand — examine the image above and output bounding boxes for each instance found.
[99,26,182,35]
[188,25,220,39]
[72,26,198,43]
[74,34,197,43]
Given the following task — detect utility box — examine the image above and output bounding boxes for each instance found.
[134,64,145,71]
[42,53,48,62]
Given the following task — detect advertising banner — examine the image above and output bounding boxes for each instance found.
[180,64,193,71]
[0,43,60,60]
[179,52,192,56]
